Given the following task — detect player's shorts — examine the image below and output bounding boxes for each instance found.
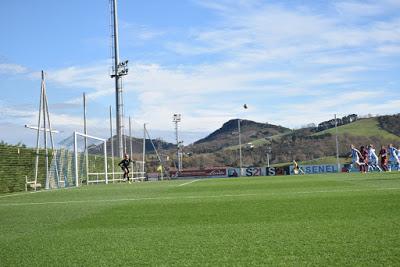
[121,166,129,172]
[352,157,361,165]
[369,159,378,166]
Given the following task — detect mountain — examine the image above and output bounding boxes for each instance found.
[192,119,290,152]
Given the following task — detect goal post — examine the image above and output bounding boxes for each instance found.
[74,132,108,186]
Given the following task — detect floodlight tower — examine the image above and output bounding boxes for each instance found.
[110,0,129,157]
[173,114,182,171]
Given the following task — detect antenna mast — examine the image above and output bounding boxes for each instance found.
[110,0,128,157]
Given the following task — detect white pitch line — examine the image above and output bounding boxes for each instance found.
[0,187,399,207]
[0,185,77,199]
[177,179,200,187]
[0,190,46,199]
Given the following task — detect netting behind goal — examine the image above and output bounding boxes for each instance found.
[49,132,108,187]
[128,124,146,181]
[107,128,146,182]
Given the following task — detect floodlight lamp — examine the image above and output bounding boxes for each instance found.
[173,114,181,122]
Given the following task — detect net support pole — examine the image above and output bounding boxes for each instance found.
[83,92,89,184]
[109,106,115,183]
[142,124,146,175]
[74,132,79,187]
[129,116,133,180]
[43,76,49,190]
[145,127,164,180]
[43,86,59,187]
[34,72,44,191]
[104,139,108,184]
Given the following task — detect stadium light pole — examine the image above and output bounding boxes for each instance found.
[173,114,182,171]
[110,0,129,158]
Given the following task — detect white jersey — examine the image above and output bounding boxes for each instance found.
[368,148,379,164]
[351,147,361,163]
[389,147,399,162]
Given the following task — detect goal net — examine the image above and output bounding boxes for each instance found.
[49,132,108,187]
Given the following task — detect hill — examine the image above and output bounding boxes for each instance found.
[180,114,400,169]
[313,117,400,139]
[192,119,290,152]
[378,114,400,136]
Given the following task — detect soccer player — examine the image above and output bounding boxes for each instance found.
[379,145,388,171]
[292,160,304,175]
[398,145,400,168]
[349,144,363,172]
[388,144,400,171]
[367,144,382,172]
[119,153,133,183]
[359,146,368,173]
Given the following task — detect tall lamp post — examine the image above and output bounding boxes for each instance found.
[238,119,243,174]
[334,114,340,172]
[238,104,248,176]
[110,0,129,157]
[173,114,182,172]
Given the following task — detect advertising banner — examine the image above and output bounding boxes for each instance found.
[289,164,338,175]
[265,167,290,176]
[244,167,262,176]
[227,168,240,177]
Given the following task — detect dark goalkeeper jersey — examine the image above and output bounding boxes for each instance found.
[119,159,132,168]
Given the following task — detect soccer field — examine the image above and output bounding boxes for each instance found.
[1,173,400,266]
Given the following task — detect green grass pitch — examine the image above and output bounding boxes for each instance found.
[1,172,400,266]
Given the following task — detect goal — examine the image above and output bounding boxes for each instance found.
[49,132,108,187]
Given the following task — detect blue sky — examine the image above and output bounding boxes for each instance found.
[1,0,400,146]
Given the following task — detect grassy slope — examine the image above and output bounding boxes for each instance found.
[1,173,400,266]
[227,117,400,152]
[224,131,290,151]
[314,117,400,139]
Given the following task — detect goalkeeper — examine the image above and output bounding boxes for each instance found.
[119,154,133,182]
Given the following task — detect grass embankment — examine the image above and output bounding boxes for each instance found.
[314,117,400,140]
[1,172,400,266]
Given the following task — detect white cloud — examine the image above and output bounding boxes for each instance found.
[335,2,386,17]
[120,22,166,43]
[0,63,28,74]
[377,44,400,54]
